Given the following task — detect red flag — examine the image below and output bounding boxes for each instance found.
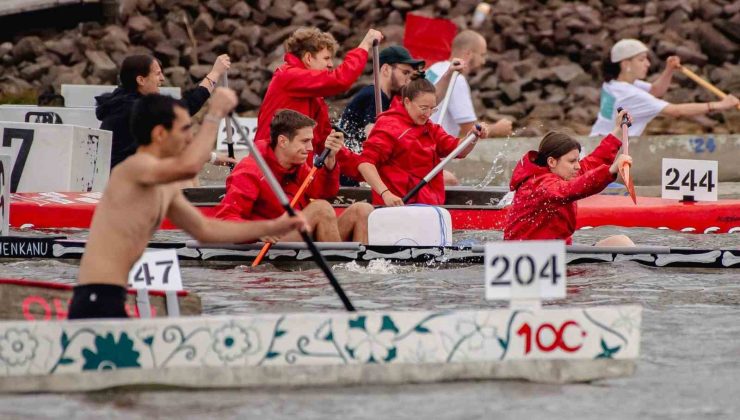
[403,13,458,67]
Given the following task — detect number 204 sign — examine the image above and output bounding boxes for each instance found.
[127,249,183,291]
[485,241,566,301]
[661,158,718,201]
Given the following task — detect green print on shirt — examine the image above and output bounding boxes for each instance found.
[599,87,615,119]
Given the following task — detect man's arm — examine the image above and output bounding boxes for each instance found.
[433,59,465,103]
[167,192,306,243]
[649,56,679,98]
[127,88,237,186]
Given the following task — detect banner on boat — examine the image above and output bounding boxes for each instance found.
[0,122,111,192]
[217,116,256,152]
[0,306,641,391]
[0,105,100,129]
[60,84,181,108]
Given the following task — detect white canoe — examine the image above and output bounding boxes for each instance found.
[0,306,641,392]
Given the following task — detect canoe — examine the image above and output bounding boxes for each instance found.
[0,305,642,391]
[0,278,202,320]
[2,236,738,269]
[9,187,740,234]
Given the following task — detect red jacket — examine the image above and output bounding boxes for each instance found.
[504,134,622,244]
[254,49,368,154]
[359,97,461,205]
[214,141,339,222]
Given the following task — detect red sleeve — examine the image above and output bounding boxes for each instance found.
[359,128,395,166]
[305,163,340,200]
[282,49,369,98]
[337,148,363,180]
[538,165,616,204]
[214,171,260,221]
[430,123,462,158]
[580,133,622,173]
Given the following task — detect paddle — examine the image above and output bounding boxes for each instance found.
[402,124,481,203]
[221,73,236,170]
[679,65,740,110]
[229,116,355,311]
[372,39,382,116]
[435,69,459,124]
[616,107,637,205]
[251,147,331,267]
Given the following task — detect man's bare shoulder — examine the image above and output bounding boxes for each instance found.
[110,153,158,183]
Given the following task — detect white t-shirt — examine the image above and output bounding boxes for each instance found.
[426,61,477,136]
[590,80,669,137]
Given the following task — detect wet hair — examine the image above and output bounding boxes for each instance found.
[270,109,317,149]
[601,55,621,82]
[284,27,339,58]
[130,94,185,146]
[400,78,436,101]
[120,54,159,92]
[535,132,582,167]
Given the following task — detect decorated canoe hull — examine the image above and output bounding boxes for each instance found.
[0,306,641,391]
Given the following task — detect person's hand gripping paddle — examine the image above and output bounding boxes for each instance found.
[616,107,637,205]
[251,146,332,267]
[230,116,356,311]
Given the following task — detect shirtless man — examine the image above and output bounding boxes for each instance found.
[69,89,306,319]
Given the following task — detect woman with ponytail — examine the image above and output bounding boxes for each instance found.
[357,78,488,206]
[506,110,634,246]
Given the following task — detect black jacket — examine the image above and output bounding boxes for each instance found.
[96,86,211,168]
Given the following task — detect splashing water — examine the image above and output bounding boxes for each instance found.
[338,259,402,274]
[473,123,543,189]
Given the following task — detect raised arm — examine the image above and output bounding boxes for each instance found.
[126,88,237,185]
[649,56,680,98]
[167,191,307,244]
[434,59,466,103]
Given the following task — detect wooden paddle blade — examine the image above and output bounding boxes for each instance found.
[619,163,637,205]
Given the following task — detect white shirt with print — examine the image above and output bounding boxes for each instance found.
[590,80,669,137]
[426,61,477,137]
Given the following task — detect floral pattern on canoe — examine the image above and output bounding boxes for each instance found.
[0,307,641,378]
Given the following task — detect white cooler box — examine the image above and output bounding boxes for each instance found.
[0,105,100,129]
[368,206,452,246]
[0,122,111,192]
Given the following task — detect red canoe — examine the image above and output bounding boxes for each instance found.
[9,192,740,234]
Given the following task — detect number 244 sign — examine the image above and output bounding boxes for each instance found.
[127,249,183,291]
[662,158,718,201]
[484,241,566,300]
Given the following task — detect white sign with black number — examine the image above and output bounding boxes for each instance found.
[127,249,183,291]
[216,117,257,152]
[485,241,566,301]
[661,158,718,202]
[0,153,9,236]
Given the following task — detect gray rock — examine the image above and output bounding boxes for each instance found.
[164,66,189,87]
[12,36,46,62]
[552,63,585,83]
[189,64,212,80]
[228,40,250,60]
[85,50,118,81]
[127,15,153,33]
[240,87,263,108]
[193,12,216,36]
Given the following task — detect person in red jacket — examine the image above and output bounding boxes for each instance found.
[254,26,382,183]
[504,109,635,246]
[357,78,488,206]
[215,109,373,243]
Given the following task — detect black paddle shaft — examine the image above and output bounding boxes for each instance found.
[229,115,356,311]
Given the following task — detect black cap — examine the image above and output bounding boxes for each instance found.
[379,46,425,69]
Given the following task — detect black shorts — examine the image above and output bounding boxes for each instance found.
[67,284,129,319]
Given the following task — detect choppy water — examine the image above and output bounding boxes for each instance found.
[0,226,738,419]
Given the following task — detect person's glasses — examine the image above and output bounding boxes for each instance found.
[410,101,438,115]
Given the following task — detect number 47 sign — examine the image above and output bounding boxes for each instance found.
[127,249,183,291]
[485,241,566,301]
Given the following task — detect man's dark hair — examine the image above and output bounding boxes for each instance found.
[130,94,185,146]
[269,109,317,148]
[120,55,158,93]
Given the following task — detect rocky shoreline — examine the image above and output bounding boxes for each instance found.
[0,0,738,135]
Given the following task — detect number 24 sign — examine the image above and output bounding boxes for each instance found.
[127,249,183,291]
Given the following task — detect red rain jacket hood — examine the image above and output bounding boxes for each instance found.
[214,141,339,223]
[504,134,622,244]
[359,97,460,205]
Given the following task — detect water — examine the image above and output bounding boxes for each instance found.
[0,227,738,419]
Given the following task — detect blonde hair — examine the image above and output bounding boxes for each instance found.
[284,27,339,58]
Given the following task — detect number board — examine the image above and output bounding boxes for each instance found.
[485,241,566,301]
[127,249,183,291]
[216,117,257,152]
[0,153,8,235]
[661,158,718,201]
